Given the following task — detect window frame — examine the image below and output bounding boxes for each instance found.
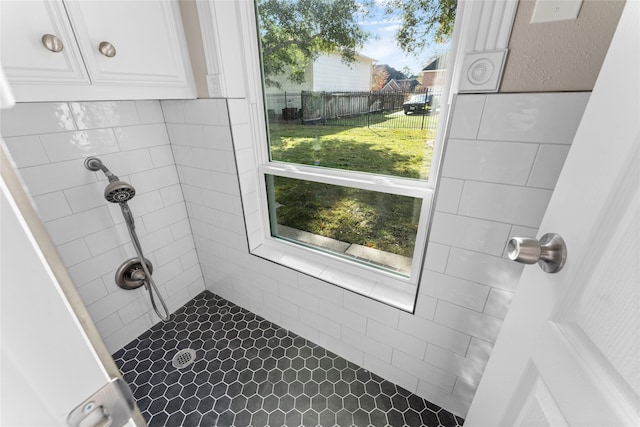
[257,160,435,280]
[234,0,461,310]
[195,0,518,311]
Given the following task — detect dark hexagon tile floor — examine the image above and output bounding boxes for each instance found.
[113,291,465,427]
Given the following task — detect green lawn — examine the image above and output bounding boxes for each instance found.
[269,120,435,179]
[267,118,437,257]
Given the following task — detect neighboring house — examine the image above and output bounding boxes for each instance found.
[396,78,420,91]
[420,54,448,88]
[381,77,420,92]
[264,52,374,113]
[380,78,402,92]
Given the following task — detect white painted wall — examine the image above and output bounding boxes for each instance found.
[0,100,205,352]
[265,53,372,94]
[312,54,372,92]
[501,0,624,92]
[266,66,314,94]
[263,54,373,114]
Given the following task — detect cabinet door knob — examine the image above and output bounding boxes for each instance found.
[41,34,64,53]
[98,41,116,58]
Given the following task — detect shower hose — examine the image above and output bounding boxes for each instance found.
[121,203,171,322]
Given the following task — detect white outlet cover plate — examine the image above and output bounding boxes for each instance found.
[530,0,583,23]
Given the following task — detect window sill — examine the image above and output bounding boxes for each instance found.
[251,238,417,312]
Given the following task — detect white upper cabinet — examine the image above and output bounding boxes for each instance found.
[1,1,90,86]
[1,0,196,101]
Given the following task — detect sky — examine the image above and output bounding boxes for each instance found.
[357,2,449,76]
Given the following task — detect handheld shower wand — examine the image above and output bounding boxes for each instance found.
[85,157,170,321]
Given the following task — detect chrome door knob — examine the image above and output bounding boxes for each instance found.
[507,233,567,273]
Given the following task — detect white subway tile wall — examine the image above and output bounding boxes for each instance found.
[477,93,589,144]
[162,92,587,418]
[1,92,587,419]
[1,100,205,352]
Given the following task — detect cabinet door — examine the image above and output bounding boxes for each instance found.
[64,0,192,88]
[0,0,90,85]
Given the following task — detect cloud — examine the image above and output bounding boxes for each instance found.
[362,37,427,74]
[381,24,401,32]
[356,1,448,74]
[362,43,396,61]
[358,18,402,26]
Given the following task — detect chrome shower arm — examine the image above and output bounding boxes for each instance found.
[84,156,119,182]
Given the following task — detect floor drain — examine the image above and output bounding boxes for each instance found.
[172,349,196,369]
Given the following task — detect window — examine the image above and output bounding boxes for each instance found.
[246,0,455,308]
[266,175,423,276]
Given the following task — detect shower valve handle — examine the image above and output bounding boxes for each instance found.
[131,270,146,281]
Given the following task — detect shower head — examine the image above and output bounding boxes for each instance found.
[104,180,136,203]
[84,157,136,203]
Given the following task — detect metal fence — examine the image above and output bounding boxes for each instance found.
[265,89,442,130]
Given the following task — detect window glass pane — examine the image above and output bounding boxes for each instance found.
[256,0,450,181]
[266,175,422,276]
[267,93,439,179]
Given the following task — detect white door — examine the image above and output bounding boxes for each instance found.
[464,2,639,426]
[0,148,141,425]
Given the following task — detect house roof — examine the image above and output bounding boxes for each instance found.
[422,54,448,72]
[381,79,402,91]
[382,78,420,91]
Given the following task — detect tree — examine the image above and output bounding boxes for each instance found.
[384,65,408,82]
[257,0,373,88]
[371,64,410,90]
[371,65,390,90]
[384,0,456,55]
[401,66,414,79]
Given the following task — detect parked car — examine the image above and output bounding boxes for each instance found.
[403,93,439,115]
